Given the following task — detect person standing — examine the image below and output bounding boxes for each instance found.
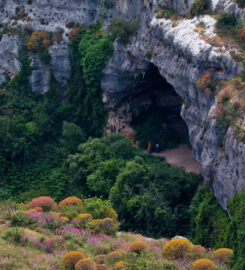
[156,143,160,152]
[147,140,152,153]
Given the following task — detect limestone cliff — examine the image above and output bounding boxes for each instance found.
[0,0,245,209]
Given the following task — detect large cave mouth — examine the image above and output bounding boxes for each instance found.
[128,64,189,150]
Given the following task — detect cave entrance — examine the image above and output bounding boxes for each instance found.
[129,64,189,151]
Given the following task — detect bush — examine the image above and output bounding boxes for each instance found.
[84,197,113,219]
[59,205,85,220]
[107,249,127,263]
[216,12,239,31]
[237,27,245,43]
[129,241,149,253]
[11,211,36,226]
[94,254,106,264]
[191,245,206,257]
[91,218,118,235]
[30,196,56,211]
[59,196,83,207]
[75,258,97,270]
[62,251,85,270]
[190,0,211,17]
[114,261,127,270]
[191,259,216,270]
[163,238,192,259]
[104,208,118,221]
[162,261,179,270]
[156,9,174,19]
[108,18,139,44]
[211,248,233,263]
[2,227,25,244]
[96,265,111,270]
[27,31,51,51]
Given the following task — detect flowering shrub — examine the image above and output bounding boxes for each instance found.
[114,260,128,270]
[129,241,148,253]
[75,213,93,227]
[107,249,127,263]
[94,254,107,264]
[96,264,111,270]
[11,211,36,226]
[59,197,83,207]
[196,71,212,91]
[24,234,54,253]
[62,251,85,270]
[191,258,216,270]
[27,31,51,51]
[91,218,118,235]
[30,196,56,211]
[211,248,233,263]
[163,238,192,259]
[191,245,206,257]
[75,258,96,270]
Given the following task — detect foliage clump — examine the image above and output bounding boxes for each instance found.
[59,196,83,207]
[129,241,149,253]
[30,196,56,211]
[216,12,240,31]
[108,18,139,44]
[62,251,85,270]
[190,0,211,17]
[75,258,97,270]
[191,258,216,270]
[163,238,192,259]
[211,248,233,263]
[107,249,127,263]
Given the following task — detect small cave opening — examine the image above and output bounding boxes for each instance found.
[128,64,189,151]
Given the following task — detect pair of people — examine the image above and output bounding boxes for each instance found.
[147,141,160,153]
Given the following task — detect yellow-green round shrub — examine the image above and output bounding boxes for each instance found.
[211,248,233,263]
[191,259,216,270]
[59,196,83,207]
[94,254,106,264]
[163,238,192,259]
[107,249,127,263]
[91,218,118,234]
[75,258,96,270]
[62,251,85,270]
[129,241,149,253]
[191,245,206,257]
[114,260,128,270]
[96,264,111,270]
[104,208,118,221]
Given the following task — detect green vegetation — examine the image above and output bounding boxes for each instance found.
[189,0,211,17]
[216,12,241,31]
[108,18,139,44]
[0,196,233,269]
[189,185,245,269]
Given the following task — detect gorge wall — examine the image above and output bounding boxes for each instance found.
[0,0,245,209]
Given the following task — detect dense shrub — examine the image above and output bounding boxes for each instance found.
[84,198,113,219]
[30,196,56,211]
[27,31,51,51]
[211,248,233,263]
[191,245,206,258]
[96,264,111,270]
[75,258,96,270]
[114,261,127,270]
[11,211,36,226]
[2,227,25,244]
[62,251,85,270]
[108,18,139,44]
[129,241,148,253]
[91,218,118,235]
[59,196,83,207]
[107,249,127,263]
[237,27,245,42]
[190,0,211,17]
[216,12,239,31]
[191,259,216,270]
[76,213,93,224]
[156,9,174,19]
[163,238,192,259]
[104,208,118,221]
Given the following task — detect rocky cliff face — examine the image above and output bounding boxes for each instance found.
[0,0,245,209]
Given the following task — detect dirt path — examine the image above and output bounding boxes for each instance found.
[152,144,201,174]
